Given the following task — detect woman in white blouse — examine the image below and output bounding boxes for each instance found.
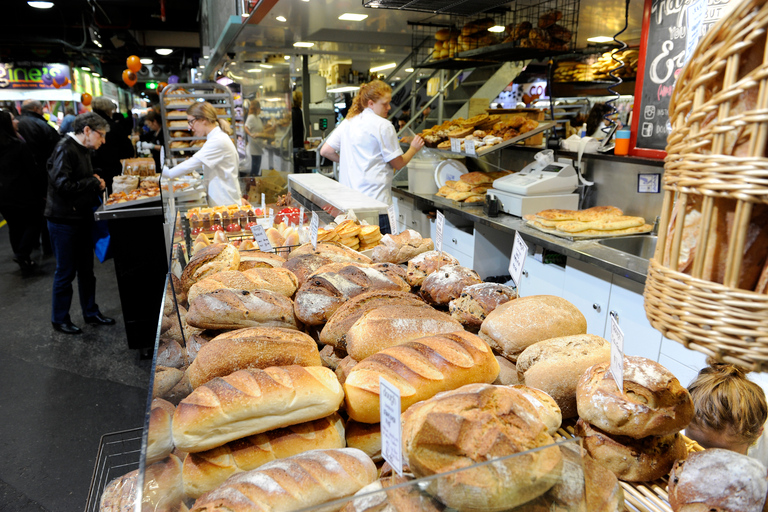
[162,102,241,206]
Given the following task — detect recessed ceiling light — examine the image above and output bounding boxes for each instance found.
[92,72,100,77]
[203,55,210,59]
[260,64,273,68]
[140,58,153,65]
[488,25,505,32]
[339,13,368,21]
[293,42,314,48]
[156,48,173,56]
[101,77,108,82]
[246,69,262,73]
[80,66,90,71]
[370,62,396,72]
[28,1,54,8]
[405,68,414,73]
[588,36,615,43]
[284,55,290,60]
[276,16,287,22]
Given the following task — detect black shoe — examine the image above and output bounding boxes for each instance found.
[52,321,82,335]
[13,257,36,272]
[84,313,116,326]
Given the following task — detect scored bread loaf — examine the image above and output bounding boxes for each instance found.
[172,365,344,452]
[420,265,483,306]
[147,398,176,465]
[517,334,611,419]
[186,288,299,331]
[511,385,562,436]
[237,249,285,270]
[345,304,464,361]
[142,454,184,511]
[181,413,345,499]
[479,295,587,361]
[187,267,299,304]
[449,282,517,331]
[371,229,434,264]
[336,355,358,385]
[406,250,459,287]
[180,243,240,293]
[288,242,373,264]
[283,254,333,287]
[185,327,322,389]
[188,448,377,512]
[345,420,382,463]
[344,331,501,423]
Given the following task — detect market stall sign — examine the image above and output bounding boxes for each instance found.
[0,63,71,90]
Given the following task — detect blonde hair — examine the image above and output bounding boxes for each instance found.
[688,363,767,444]
[187,101,232,135]
[348,80,392,119]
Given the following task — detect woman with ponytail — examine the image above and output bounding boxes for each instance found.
[320,80,424,233]
[162,101,241,206]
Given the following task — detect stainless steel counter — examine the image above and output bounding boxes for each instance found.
[393,187,652,284]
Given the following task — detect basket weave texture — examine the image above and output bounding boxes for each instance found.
[644,0,768,371]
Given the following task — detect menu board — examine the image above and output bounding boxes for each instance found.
[630,0,735,158]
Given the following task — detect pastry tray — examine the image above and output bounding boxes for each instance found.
[431,194,486,209]
[523,219,653,240]
[432,121,556,157]
[103,194,162,210]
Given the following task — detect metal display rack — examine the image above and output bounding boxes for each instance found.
[84,428,144,512]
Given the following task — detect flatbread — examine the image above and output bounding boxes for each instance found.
[446,191,475,201]
[556,216,646,233]
[535,206,624,222]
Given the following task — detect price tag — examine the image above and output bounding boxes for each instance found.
[450,137,461,153]
[261,194,266,218]
[379,376,403,476]
[609,314,625,394]
[465,138,476,156]
[508,231,528,289]
[387,205,398,235]
[435,210,445,253]
[250,224,273,252]
[310,211,319,250]
[299,206,305,225]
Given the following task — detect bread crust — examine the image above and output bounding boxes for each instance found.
[181,243,241,293]
[449,282,517,331]
[288,241,373,265]
[186,288,299,331]
[406,250,459,287]
[420,264,483,306]
[187,268,298,304]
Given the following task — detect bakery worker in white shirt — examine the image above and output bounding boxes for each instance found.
[162,101,242,206]
[320,80,424,234]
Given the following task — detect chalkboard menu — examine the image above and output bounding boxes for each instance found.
[630,0,735,158]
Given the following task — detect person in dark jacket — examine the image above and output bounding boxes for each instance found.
[90,96,134,194]
[0,109,43,273]
[46,112,115,335]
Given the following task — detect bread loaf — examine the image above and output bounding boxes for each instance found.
[511,385,562,436]
[157,338,185,368]
[186,288,299,331]
[182,414,345,499]
[172,366,344,452]
[188,448,377,512]
[184,333,211,365]
[406,250,459,287]
[420,265,483,306]
[479,295,587,361]
[147,398,176,465]
[186,327,322,389]
[345,304,464,361]
[180,243,241,293]
[517,334,611,419]
[340,474,445,512]
[668,449,768,512]
[153,365,193,405]
[336,355,358,384]
[283,254,333,287]
[237,249,285,270]
[289,242,373,264]
[576,355,694,438]
[344,331,501,423]
[142,454,184,511]
[449,282,517,331]
[345,420,382,463]
[100,469,139,512]
[371,229,434,264]
[494,355,521,385]
[187,268,298,304]
[402,383,563,511]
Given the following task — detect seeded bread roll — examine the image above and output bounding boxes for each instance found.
[187,267,299,304]
[186,288,299,331]
[180,243,241,294]
[449,282,517,332]
[406,250,460,287]
[576,355,695,438]
[420,265,482,306]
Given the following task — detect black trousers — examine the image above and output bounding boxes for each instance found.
[0,205,42,260]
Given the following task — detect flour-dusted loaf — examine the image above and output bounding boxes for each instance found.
[406,250,459,287]
[517,334,611,419]
[511,385,562,436]
[576,355,694,438]
[185,327,322,389]
[186,288,299,331]
[181,243,241,293]
[340,474,446,512]
[371,229,434,264]
[449,282,517,332]
[345,304,464,361]
[344,331,500,423]
[402,383,563,511]
[283,254,333,287]
[479,295,587,361]
[181,413,345,499]
[288,241,373,264]
[345,420,382,463]
[147,398,176,465]
[172,366,344,453]
[188,448,377,512]
[668,449,768,512]
[187,267,299,304]
[237,249,285,270]
[419,265,483,307]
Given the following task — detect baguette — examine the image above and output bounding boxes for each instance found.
[186,288,299,331]
[172,366,344,452]
[187,267,299,304]
[344,331,501,423]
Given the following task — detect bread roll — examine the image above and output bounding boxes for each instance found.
[142,454,184,511]
[180,243,240,293]
[402,383,563,511]
[511,385,562,436]
[186,327,322,389]
[182,414,345,499]
[188,448,377,512]
[420,265,483,306]
[517,334,611,419]
[405,250,460,287]
[147,398,176,465]
[479,295,587,361]
[289,242,373,264]
[345,420,382,463]
[187,267,298,304]
[668,449,768,512]
[371,229,434,264]
[344,331,500,423]
[340,474,445,512]
[576,355,694,438]
[345,304,464,361]
[186,288,299,331]
[172,366,344,452]
[449,282,517,331]
[283,254,334,287]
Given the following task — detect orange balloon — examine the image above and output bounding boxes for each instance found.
[81,92,92,106]
[122,69,137,87]
[126,55,142,73]
[157,81,168,93]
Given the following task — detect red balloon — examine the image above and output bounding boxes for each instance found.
[122,69,137,87]
[81,92,92,106]
[126,55,142,73]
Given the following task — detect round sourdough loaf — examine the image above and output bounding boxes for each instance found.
[576,355,694,438]
[449,282,517,332]
[479,295,587,361]
[420,264,483,306]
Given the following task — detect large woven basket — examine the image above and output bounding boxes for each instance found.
[643,0,768,371]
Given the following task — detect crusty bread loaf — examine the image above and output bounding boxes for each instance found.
[336,355,358,385]
[153,365,193,405]
[157,338,185,368]
[184,332,211,365]
[284,254,333,287]
[188,448,377,512]
[237,249,285,270]
[668,449,768,512]
[344,331,501,423]
[402,383,563,511]
[511,385,562,436]
[186,288,299,331]
[187,268,298,304]
[340,474,446,512]
[459,171,494,185]
[345,420,382,463]
[420,265,483,306]
[371,229,434,264]
[172,366,345,452]
[479,295,587,361]
[449,282,517,331]
[517,334,611,419]
[405,250,459,287]
[319,291,428,350]
[180,243,240,293]
[345,304,464,361]
[288,242,373,264]
[142,454,184,511]
[494,355,521,385]
[147,398,176,465]
[182,413,345,499]
[576,355,694,438]
[186,327,322,389]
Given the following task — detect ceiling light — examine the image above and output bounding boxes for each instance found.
[28,1,54,8]
[260,64,273,68]
[327,85,360,93]
[203,54,209,59]
[80,66,91,71]
[101,78,108,82]
[140,58,153,65]
[284,55,290,60]
[246,69,262,73]
[588,36,615,43]
[92,72,100,77]
[264,98,282,102]
[293,42,314,48]
[156,48,173,56]
[242,13,249,17]
[369,62,396,72]
[405,68,414,72]
[339,13,368,21]
[488,25,505,32]
[276,15,287,22]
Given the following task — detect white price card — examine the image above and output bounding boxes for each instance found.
[387,205,398,235]
[250,224,273,252]
[465,138,476,156]
[379,376,403,476]
[609,313,625,394]
[508,231,528,289]
[450,137,461,153]
[310,211,319,250]
[299,206,305,225]
[261,194,266,217]
[435,210,445,253]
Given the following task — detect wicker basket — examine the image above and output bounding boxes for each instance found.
[643,0,768,371]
